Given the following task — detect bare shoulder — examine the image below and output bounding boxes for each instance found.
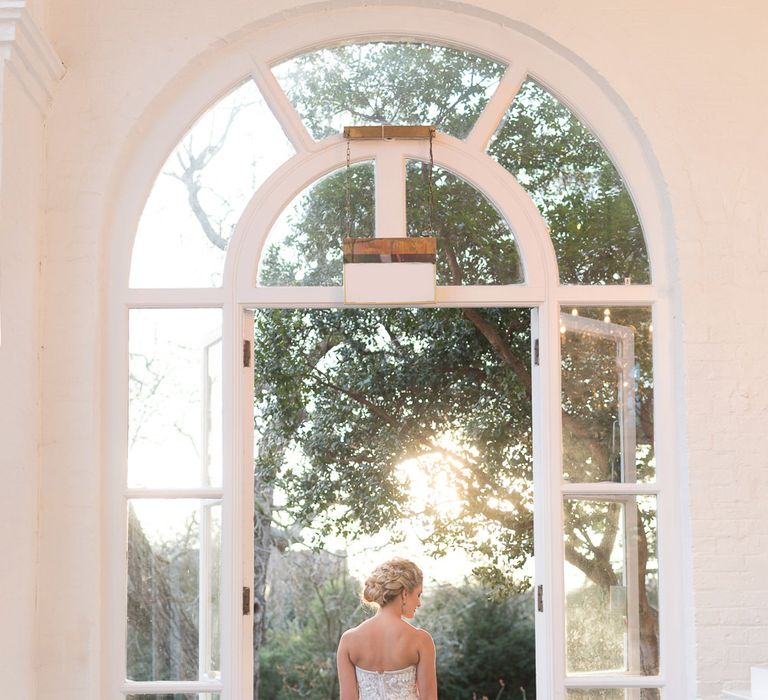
[412,626,435,651]
[413,627,434,644]
[337,628,352,651]
[340,626,356,641]
[339,624,361,645]
[341,616,375,640]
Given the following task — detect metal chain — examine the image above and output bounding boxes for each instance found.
[428,127,435,235]
[345,138,352,238]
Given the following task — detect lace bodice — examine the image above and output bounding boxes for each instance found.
[355,664,418,699]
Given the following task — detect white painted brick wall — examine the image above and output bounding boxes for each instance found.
[1,0,763,698]
[0,60,46,700]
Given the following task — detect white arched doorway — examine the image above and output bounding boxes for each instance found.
[107,6,683,699]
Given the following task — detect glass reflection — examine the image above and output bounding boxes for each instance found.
[130,80,294,288]
[561,307,654,483]
[126,695,220,700]
[566,690,660,700]
[126,499,221,682]
[564,496,659,677]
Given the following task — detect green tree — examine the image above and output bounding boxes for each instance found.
[487,79,649,285]
[418,583,536,700]
[273,42,505,140]
[168,40,658,693]
[254,41,658,686]
[259,551,368,699]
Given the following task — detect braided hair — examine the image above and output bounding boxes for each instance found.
[362,558,423,607]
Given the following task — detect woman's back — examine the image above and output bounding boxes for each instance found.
[336,558,437,700]
[339,615,433,700]
[344,616,421,672]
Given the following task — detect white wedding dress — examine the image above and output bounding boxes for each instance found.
[355,664,419,699]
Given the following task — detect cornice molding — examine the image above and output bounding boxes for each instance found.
[0,1,64,115]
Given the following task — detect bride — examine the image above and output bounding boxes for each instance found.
[336,558,438,699]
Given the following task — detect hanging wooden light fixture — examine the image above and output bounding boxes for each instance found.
[342,125,437,304]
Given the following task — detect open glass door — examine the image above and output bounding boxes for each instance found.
[559,307,658,700]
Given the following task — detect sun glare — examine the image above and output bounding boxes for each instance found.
[396,432,472,520]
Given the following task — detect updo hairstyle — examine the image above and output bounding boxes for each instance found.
[362,558,423,608]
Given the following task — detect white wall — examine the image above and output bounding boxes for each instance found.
[18,0,768,698]
[0,25,42,700]
[0,68,42,700]
[0,4,60,698]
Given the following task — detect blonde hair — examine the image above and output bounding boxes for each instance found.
[362,558,423,607]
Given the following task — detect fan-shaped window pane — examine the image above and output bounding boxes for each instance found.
[406,160,523,285]
[488,80,650,285]
[273,42,505,141]
[258,162,374,287]
[130,81,294,288]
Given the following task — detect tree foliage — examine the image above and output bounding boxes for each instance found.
[254,306,534,592]
[155,38,659,692]
[418,583,536,700]
[255,40,658,680]
[259,163,375,287]
[274,42,505,140]
[260,551,368,700]
[488,79,649,284]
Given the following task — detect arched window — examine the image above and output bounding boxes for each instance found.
[113,8,681,700]
[130,80,294,288]
[488,78,650,285]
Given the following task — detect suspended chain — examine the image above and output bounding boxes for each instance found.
[428,128,435,236]
[345,137,352,238]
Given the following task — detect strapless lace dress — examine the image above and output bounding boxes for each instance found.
[355,664,418,699]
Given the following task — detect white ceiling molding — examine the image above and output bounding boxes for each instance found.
[0,0,64,115]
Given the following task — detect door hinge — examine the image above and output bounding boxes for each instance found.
[533,339,540,366]
[243,339,252,368]
[243,586,251,615]
[537,584,544,612]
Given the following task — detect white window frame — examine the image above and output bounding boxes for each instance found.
[105,6,687,699]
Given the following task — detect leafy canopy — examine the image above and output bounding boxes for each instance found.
[273,42,505,140]
[255,42,657,647]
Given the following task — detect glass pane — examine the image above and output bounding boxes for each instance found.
[488,79,650,285]
[564,496,659,676]
[567,690,660,700]
[258,162,374,286]
[127,500,222,682]
[561,307,654,483]
[129,309,222,488]
[273,42,505,141]
[406,160,523,285]
[130,80,294,287]
[200,503,222,678]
